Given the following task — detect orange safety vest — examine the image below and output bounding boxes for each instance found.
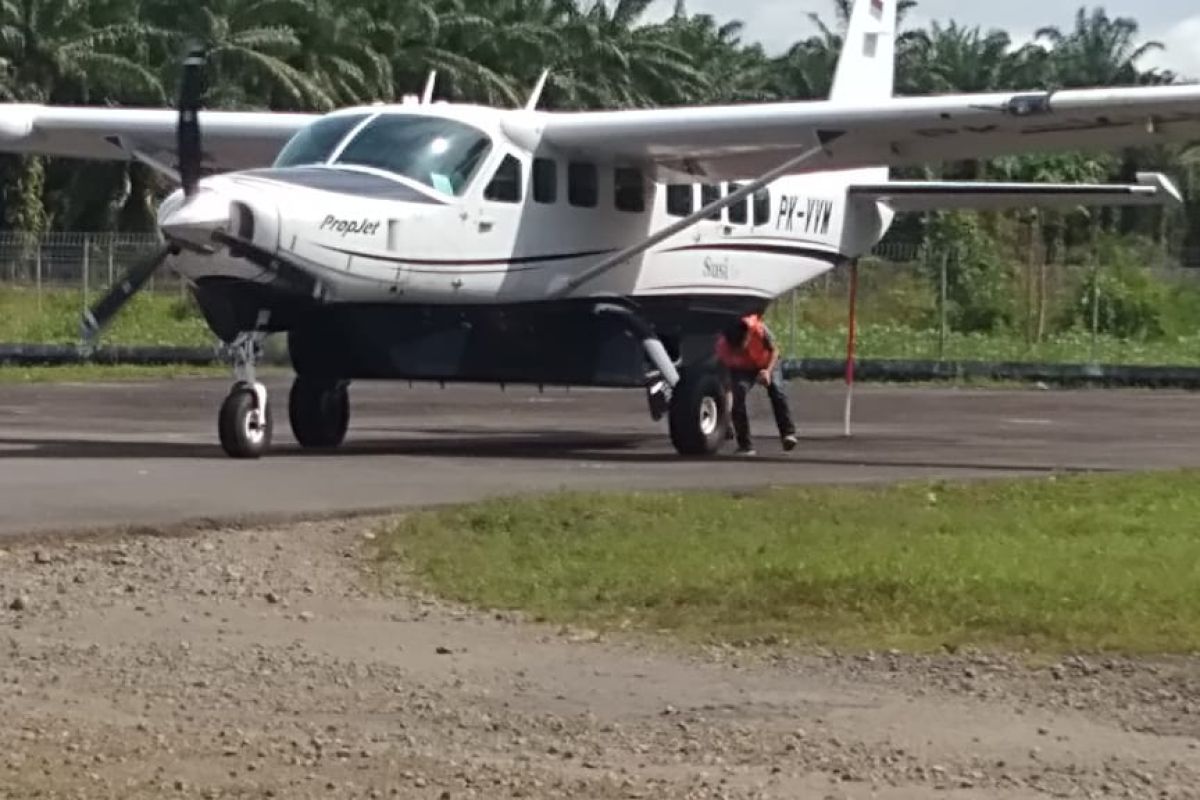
[716,315,773,371]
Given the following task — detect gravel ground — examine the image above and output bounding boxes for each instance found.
[0,518,1196,799]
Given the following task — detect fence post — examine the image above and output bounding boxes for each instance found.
[939,248,949,362]
[1090,264,1100,363]
[789,288,797,358]
[82,233,90,315]
[35,243,42,312]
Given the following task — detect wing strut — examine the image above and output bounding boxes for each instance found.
[547,134,840,299]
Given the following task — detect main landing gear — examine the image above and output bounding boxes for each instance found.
[666,368,729,457]
[598,301,730,458]
[216,317,351,459]
[288,374,350,449]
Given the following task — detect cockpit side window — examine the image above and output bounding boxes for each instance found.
[332,114,493,196]
[484,154,523,203]
[273,113,371,168]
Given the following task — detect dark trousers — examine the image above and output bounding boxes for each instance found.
[726,362,795,449]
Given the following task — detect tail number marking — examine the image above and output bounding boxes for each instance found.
[776,196,834,235]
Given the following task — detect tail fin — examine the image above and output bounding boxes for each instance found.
[829,0,896,103]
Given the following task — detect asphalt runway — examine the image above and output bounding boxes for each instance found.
[1,376,1199,536]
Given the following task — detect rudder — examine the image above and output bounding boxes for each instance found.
[829,0,896,103]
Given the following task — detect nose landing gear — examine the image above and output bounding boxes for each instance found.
[218,327,272,459]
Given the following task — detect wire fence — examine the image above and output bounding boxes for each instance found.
[0,232,187,295]
[3,232,1200,365]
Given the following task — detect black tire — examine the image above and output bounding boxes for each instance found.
[668,368,728,456]
[288,375,350,449]
[218,385,273,459]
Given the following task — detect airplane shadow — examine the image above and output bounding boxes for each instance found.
[0,429,1095,474]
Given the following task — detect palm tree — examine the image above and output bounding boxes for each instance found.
[365,0,524,106]
[0,0,166,104]
[0,0,166,233]
[656,5,772,104]
[286,0,392,106]
[537,0,709,109]
[144,0,334,110]
[902,22,1022,95]
[1035,7,1164,88]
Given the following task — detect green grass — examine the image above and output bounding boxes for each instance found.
[5,285,1200,368]
[775,322,1200,366]
[373,473,1200,655]
[0,286,214,346]
[0,364,230,383]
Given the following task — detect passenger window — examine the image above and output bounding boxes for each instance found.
[484,154,522,203]
[701,183,721,221]
[666,184,693,217]
[533,157,556,203]
[614,167,645,213]
[568,161,598,207]
[753,188,771,226]
[727,183,748,225]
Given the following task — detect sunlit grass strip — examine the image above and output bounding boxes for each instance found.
[0,286,214,347]
[375,473,1200,654]
[0,364,230,383]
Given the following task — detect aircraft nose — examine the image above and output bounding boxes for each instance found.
[159,187,231,248]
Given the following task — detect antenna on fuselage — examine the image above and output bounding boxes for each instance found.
[524,69,550,111]
[422,70,437,104]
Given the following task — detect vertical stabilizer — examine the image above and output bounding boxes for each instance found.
[826,0,898,251]
[829,0,896,104]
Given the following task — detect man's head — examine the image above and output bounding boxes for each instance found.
[722,318,749,348]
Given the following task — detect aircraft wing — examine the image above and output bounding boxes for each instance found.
[0,104,317,171]
[534,85,1200,182]
[848,172,1183,213]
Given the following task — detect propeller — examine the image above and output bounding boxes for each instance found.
[81,45,207,343]
[177,44,205,197]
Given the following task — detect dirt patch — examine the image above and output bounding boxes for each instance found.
[0,518,1196,799]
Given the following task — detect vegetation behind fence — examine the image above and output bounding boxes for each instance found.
[4,232,1200,365]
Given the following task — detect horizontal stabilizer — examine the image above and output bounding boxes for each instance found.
[849,172,1182,212]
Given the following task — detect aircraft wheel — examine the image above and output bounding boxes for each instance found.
[289,375,350,449]
[668,368,728,457]
[219,384,273,459]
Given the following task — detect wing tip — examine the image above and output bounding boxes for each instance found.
[0,105,36,142]
[1137,171,1184,206]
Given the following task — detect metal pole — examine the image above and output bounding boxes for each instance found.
[843,259,859,438]
[107,236,114,287]
[1091,264,1100,363]
[35,244,42,312]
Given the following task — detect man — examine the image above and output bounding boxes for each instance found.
[715,313,797,456]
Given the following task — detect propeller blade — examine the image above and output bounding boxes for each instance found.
[177,45,206,197]
[80,245,173,342]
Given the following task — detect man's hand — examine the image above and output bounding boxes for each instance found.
[757,369,771,387]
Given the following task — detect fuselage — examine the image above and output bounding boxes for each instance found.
[162,102,892,307]
[160,101,893,387]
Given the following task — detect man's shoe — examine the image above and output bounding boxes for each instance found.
[782,434,798,452]
[735,447,757,457]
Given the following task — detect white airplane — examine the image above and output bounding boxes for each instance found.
[0,0,1195,459]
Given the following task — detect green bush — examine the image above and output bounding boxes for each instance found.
[927,213,1017,333]
[1061,237,1179,340]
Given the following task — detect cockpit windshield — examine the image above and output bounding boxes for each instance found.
[332,114,492,196]
[273,113,370,168]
